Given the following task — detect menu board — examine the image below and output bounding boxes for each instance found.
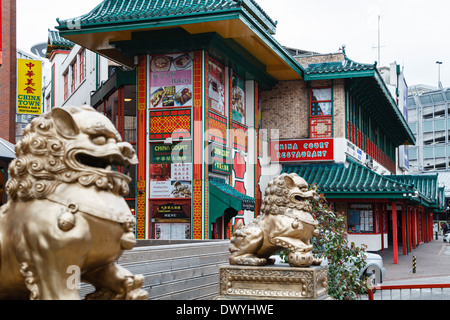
[208,58,226,116]
[150,163,192,198]
[149,53,193,108]
[231,73,246,124]
[150,142,192,199]
[155,223,191,240]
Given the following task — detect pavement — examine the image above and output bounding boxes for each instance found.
[377,234,450,285]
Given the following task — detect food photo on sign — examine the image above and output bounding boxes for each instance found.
[149,53,193,108]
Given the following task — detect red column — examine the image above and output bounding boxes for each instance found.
[402,203,407,255]
[412,207,416,249]
[392,202,398,264]
[380,203,385,252]
[409,208,412,251]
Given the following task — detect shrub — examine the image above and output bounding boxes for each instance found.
[311,187,369,300]
[278,186,369,300]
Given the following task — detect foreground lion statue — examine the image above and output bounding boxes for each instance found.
[0,106,148,300]
[229,173,322,268]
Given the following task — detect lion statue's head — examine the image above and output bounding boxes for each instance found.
[260,173,317,216]
[6,105,138,201]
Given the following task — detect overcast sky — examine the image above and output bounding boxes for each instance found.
[17,0,450,89]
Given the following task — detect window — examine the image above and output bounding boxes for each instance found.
[423,147,434,159]
[70,61,76,93]
[310,87,332,138]
[79,49,86,83]
[311,87,332,116]
[63,71,69,100]
[423,120,433,132]
[348,204,374,234]
[435,145,446,158]
[409,147,418,161]
[432,93,444,103]
[435,118,446,131]
[419,95,432,105]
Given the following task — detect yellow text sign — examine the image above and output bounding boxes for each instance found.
[17,58,42,114]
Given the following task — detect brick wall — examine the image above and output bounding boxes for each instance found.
[261,77,346,140]
[260,80,309,140]
[0,0,16,143]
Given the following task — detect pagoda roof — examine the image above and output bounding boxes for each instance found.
[282,157,444,211]
[46,29,75,58]
[54,0,304,84]
[305,57,377,79]
[57,0,277,34]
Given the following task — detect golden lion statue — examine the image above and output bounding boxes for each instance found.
[229,173,322,268]
[0,106,148,300]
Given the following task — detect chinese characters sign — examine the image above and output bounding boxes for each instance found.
[209,143,232,175]
[17,58,42,114]
[270,139,334,162]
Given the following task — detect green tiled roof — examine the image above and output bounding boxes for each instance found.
[305,58,376,79]
[282,157,442,209]
[46,29,75,57]
[56,0,276,34]
[48,29,74,48]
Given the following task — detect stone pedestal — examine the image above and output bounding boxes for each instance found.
[218,264,332,300]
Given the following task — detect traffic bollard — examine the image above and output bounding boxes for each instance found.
[413,256,416,273]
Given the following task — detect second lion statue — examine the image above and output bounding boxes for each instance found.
[229,173,322,268]
[0,106,148,300]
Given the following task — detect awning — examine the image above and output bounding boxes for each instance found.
[0,138,15,162]
[282,157,443,210]
[209,179,255,224]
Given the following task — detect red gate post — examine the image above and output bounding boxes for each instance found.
[392,202,398,264]
[402,203,407,255]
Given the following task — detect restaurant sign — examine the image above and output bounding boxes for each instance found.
[209,143,232,175]
[17,58,42,114]
[270,138,334,162]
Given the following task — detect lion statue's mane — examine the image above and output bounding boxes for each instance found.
[6,106,130,202]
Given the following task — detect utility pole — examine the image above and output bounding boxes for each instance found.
[372,15,385,66]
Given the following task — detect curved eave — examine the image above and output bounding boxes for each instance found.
[56,10,304,82]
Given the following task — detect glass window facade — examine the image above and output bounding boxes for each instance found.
[410,88,450,172]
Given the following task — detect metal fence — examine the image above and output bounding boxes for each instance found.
[364,284,450,300]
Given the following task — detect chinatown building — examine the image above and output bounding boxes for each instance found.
[56,0,445,264]
[56,0,303,240]
[262,51,445,263]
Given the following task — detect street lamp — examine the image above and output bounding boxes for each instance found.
[436,61,443,88]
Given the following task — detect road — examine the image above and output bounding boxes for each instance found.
[364,234,450,300]
[378,234,450,285]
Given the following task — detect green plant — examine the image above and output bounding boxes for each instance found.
[278,186,369,300]
[311,186,369,300]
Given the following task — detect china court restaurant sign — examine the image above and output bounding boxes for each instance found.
[271,138,334,163]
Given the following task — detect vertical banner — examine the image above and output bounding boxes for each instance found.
[136,55,148,239]
[192,51,203,240]
[17,58,42,114]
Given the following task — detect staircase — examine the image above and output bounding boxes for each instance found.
[80,240,230,300]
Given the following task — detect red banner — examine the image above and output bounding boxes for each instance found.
[270,138,334,162]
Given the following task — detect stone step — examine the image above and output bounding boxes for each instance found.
[79,240,230,300]
[119,241,230,264]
